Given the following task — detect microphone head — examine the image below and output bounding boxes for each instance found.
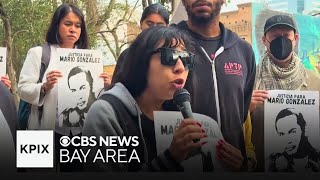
[173,88,191,106]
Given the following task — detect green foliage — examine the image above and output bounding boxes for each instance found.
[0,0,174,75]
[0,0,54,78]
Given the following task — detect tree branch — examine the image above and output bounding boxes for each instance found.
[142,0,147,9]
[0,1,19,105]
[127,0,140,22]
[97,32,116,59]
[97,0,115,27]
[96,30,114,34]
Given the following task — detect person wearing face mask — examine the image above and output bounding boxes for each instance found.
[250,14,320,172]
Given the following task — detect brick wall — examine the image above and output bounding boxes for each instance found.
[220,3,252,44]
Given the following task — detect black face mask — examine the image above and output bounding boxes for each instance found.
[269,36,293,60]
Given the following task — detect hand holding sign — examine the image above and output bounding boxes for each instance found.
[154,111,224,172]
[216,139,244,171]
[45,70,63,92]
[99,72,111,88]
[1,74,11,90]
[168,118,207,162]
[0,47,7,77]
[250,90,269,112]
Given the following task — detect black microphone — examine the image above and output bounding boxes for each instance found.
[173,88,193,119]
[173,88,202,159]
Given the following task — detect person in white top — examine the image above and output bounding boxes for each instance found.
[17,3,111,172]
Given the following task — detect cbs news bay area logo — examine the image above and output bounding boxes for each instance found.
[17,131,140,168]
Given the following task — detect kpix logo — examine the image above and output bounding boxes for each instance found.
[20,144,50,154]
[17,130,54,168]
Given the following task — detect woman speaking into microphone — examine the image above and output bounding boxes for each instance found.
[82,26,208,172]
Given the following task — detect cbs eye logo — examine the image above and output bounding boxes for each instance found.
[59,136,97,147]
[60,136,71,147]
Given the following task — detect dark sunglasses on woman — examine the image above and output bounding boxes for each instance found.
[151,47,195,70]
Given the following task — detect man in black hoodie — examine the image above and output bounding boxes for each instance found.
[174,0,256,171]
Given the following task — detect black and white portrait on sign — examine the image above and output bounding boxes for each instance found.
[264,90,320,172]
[59,66,97,127]
[0,47,7,76]
[57,48,103,129]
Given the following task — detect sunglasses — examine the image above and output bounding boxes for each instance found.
[151,48,195,70]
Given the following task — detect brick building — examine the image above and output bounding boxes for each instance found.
[220,3,253,44]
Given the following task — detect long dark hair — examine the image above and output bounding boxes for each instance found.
[116,26,195,98]
[46,3,89,49]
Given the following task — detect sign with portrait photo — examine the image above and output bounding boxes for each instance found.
[57,48,103,129]
[154,111,224,172]
[264,90,320,172]
[0,47,7,76]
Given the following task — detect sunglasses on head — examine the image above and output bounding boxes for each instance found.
[151,47,195,70]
